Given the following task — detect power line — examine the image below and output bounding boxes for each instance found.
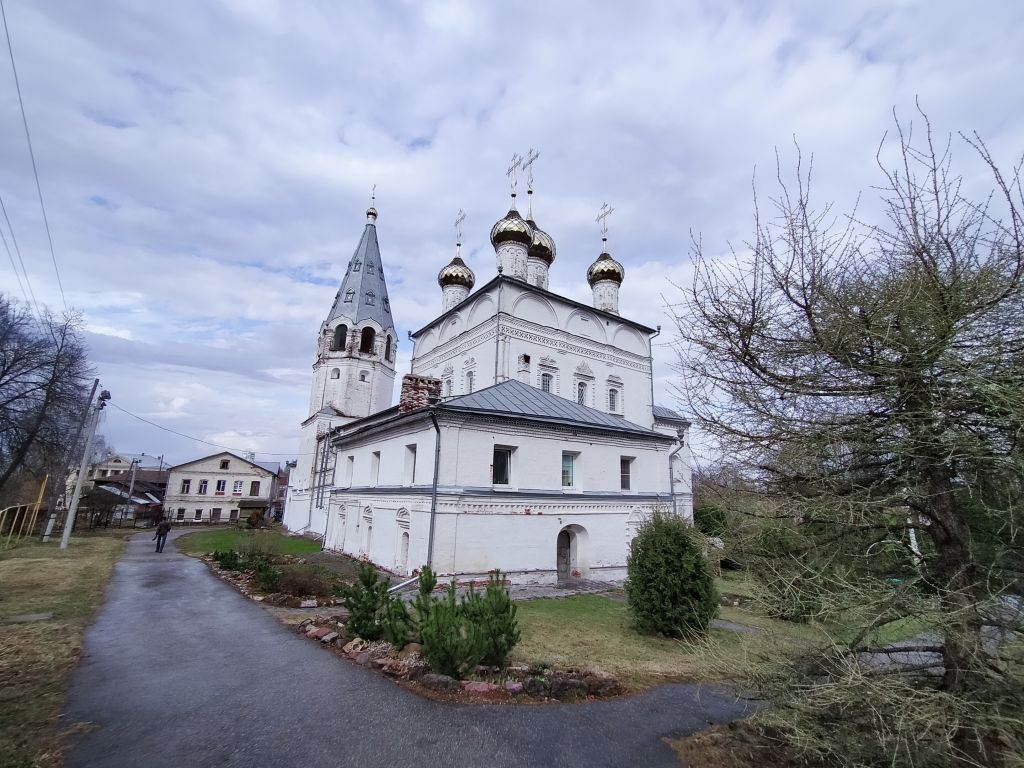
[0,210,31,307]
[108,402,307,458]
[1,0,67,310]
[0,191,43,320]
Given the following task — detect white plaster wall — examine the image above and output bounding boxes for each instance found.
[592,280,620,314]
[441,284,469,312]
[166,454,276,524]
[411,282,655,426]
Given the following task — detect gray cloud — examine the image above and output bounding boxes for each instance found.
[1,0,1021,462]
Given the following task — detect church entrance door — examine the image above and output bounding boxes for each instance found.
[556,529,572,581]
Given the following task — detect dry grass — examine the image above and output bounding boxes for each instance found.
[511,594,820,689]
[0,533,127,768]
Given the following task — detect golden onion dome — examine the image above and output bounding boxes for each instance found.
[526,220,556,264]
[438,255,476,289]
[489,208,534,247]
[587,251,625,286]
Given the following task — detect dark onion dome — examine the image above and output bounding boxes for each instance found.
[438,255,476,289]
[526,220,556,264]
[366,206,378,222]
[587,251,625,286]
[489,208,534,247]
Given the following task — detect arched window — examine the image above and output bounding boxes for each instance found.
[344,289,354,303]
[353,259,362,272]
[384,335,392,361]
[541,373,553,393]
[366,291,376,306]
[330,368,340,379]
[577,382,587,405]
[608,388,618,411]
[332,324,347,351]
[466,371,475,393]
[360,327,376,354]
[444,379,452,396]
[359,370,368,382]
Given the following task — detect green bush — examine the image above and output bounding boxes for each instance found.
[212,549,242,571]
[408,565,438,640]
[694,502,729,537]
[339,564,389,640]
[279,564,336,597]
[420,582,487,678]
[246,510,262,529]
[252,561,282,592]
[626,511,718,637]
[459,571,520,667]
[381,596,411,646]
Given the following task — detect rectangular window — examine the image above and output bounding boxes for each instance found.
[620,457,633,490]
[492,447,512,485]
[180,479,191,494]
[198,479,208,494]
[371,451,381,486]
[404,445,417,485]
[220,459,230,470]
[229,509,238,522]
[211,508,222,522]
[232,480,243,495]
[249,481,260,496]
[176,508,185,521]
[561,452,577,487]
[215,479,226,495]
[194,509,202,521]
[344,456,354,486]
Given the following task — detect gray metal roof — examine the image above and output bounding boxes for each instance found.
[440,379,666,438]
[326,213,395,332]
[653,405,684,420]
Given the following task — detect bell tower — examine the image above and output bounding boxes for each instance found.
[309,203,398,419]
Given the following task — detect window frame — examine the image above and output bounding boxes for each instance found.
[620,456,633,491]
[491,446,513,487]
[219,459,230,470]
[180,479,191,494]
[215,479,226,495]
[249,480,260,496]
[561,451,578,488]
[232,480,243,496]
[198,479,208,494]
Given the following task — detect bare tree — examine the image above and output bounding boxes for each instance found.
[673,111,1023,766]
[0,296,92,508]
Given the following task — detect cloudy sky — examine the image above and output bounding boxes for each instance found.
[1,0,1021,466]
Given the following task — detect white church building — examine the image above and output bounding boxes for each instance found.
[283,174,692,584]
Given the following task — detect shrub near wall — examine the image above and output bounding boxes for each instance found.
[626,512,718,637]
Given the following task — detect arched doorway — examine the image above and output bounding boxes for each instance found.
[556,525,589,582]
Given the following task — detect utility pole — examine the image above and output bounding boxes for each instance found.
[60,387,111,550]
[43,378,98,542]
[124,458,139,526]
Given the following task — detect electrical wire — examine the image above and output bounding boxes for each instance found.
[0,191,43,320]
[108,402,308,458]
[1,0,67,310]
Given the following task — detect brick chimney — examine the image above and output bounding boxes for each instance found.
[398,374,442,413]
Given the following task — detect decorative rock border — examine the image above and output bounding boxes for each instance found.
[202,555,625,704]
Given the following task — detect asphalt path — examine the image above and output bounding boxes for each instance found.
[63,530,751,768]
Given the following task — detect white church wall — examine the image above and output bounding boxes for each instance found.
[412,281,656,426]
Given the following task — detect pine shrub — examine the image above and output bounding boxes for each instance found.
[381,595,411,646]
[460,571,520,666]
[420,582,487,678]
[339,563,389,640]
[252,561,282,592]
[408,565,438,642]
[626,511,718,637]
[213,549,242,571]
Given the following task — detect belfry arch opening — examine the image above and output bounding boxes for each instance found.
[332,324,347,351]
[360,327,376,354]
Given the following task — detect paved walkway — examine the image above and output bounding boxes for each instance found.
[63,531,751,768]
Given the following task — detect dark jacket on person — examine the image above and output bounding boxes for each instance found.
[155,521,172,536]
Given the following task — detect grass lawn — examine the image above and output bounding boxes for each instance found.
[511,594,824,689]
[175,528,322,557]
[0,531,128,768]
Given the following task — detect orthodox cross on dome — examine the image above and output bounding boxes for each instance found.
[506,152,523,205]
[596,202,614,246]
[522,147,539,218]
[371,184,376,207]
[454,208,466,257]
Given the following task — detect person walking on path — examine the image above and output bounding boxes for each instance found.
[153,519,172,553]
